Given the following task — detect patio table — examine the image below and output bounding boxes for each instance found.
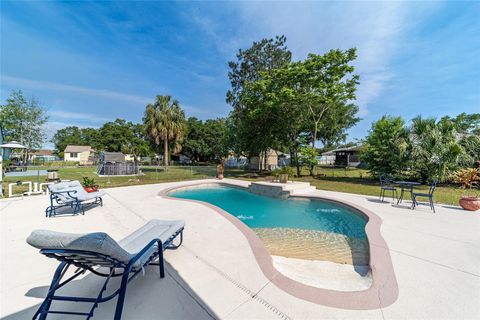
[394,181,421,204]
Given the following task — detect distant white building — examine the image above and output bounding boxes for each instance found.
[64,145,95,165]
[28,149,58,162]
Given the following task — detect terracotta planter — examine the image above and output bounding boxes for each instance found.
[216,164,225,180]
[279,174,289,184]
[84,186,98,193]
[459,196,480,211]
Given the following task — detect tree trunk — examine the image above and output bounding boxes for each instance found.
[294,151,300,177]
[263,150,268,171]
[163,138,169,169]
[312,122,318,148]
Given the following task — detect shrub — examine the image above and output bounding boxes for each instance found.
[361,116,408,178]
[271,166,295,177]
[454,168,479,196]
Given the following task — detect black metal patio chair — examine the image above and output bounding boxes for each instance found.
[379,174,398,202]
[411,180,438,213]
[26,219,185,320]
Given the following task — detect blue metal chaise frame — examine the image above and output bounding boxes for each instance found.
[32,228,184,320]
[45,190,103,217]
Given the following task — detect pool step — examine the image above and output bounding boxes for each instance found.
[248,182,316,198]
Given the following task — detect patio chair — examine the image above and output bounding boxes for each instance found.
[26,219,185,320]
[379,174,398,202]
[46,181,105,217]
[411,180,438,213]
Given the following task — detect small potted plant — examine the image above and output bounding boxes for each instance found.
[454,168,480,211]
[274,166,294,184]
[82,177,99,193]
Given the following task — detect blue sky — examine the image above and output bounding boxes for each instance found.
[1,1,479,148]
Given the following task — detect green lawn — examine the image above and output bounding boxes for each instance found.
[226,167,464,207]
[2,166,216,196]
[2,165,465,206]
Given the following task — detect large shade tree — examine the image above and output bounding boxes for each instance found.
[144,95,186,168]
[0,90,48,160]
[230,43,360,174]
[227,35,292,110]
[227,35,292,163]
[298,49,360,148]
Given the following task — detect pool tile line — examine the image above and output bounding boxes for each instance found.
[159,181,400,310]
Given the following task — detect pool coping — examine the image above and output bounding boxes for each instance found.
[159,181,399,310]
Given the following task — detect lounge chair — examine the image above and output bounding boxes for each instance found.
[46,181,105,217]
[26,219,185,320]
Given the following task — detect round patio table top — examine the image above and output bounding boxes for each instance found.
[393,181,421,187]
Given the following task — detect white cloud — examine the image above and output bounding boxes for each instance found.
[48,110,111,123]
[1,75,151,105]
[233,2,413,116]
[191,2,438,117]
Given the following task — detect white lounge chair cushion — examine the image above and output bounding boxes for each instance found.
[27,230,132,264]
[48,180,105,202]
[27,220,185,269]
[119,220,185,267]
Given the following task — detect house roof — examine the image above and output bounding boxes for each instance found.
[64,145,93,153]
[322,145,362,155]
[31,149,54,156]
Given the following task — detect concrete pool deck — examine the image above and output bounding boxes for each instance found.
[1,179,479,319]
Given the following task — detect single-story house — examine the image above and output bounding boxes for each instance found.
[249,149,279,171]
[28,149,58,162]
[64,145,96,165]
[322,146,362,167]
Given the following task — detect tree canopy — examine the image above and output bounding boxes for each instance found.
[362,114,479,182]
[361,116,408,178]
[228,37,360,173]
[0,90,48,151]
[182,117,230,162]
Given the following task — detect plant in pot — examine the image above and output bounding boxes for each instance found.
[272,166,294,184]
[454,168,480,211]
[82,177,99,193]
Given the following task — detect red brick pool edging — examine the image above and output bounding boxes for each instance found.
[159,182,399,310]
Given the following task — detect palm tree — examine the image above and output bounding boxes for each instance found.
[409,116,470,182]
[144,95,186,168]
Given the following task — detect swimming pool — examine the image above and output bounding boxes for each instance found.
[169,185,369,264]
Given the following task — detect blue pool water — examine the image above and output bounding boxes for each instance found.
[170,186,367,239]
